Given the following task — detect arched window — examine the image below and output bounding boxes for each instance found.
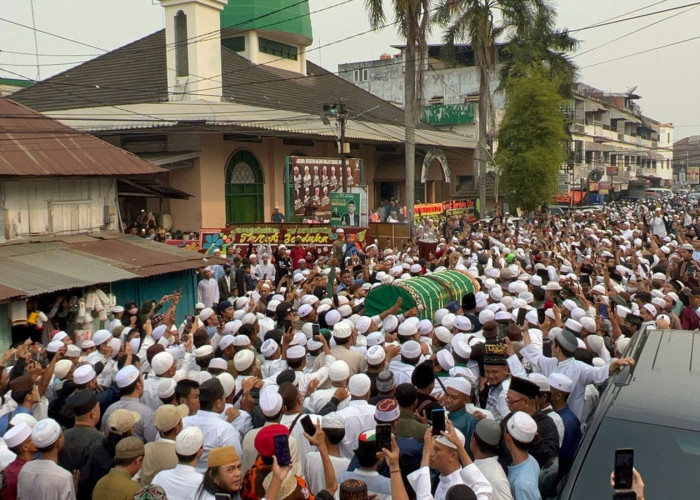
[175,11,189,77]
[225,150,264,223]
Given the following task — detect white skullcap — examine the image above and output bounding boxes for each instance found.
[366,332,385,347]
[433,309,449,325]
[152,324,167,341]
[208,358,228,371]
[242,313,256,325]
[9,413,37,429]
[176,426,204,455]
[4,422,31,449]
[234,350,255,372]
[564,318,583,333]
[507,411,537,444]
[548,373,574,393]
[195,345,214,358]
[218,335,235,351]
[81,340,95,350]
[435,427,465,450]
[454,316,472,332]
[579,317,597,333]
[441,313,456,330]
[418,319,433,336]
[355,316,372,335]
[31,418,61,448]
[436,350,455,370]
[92,330,112,346]
[489,287,504,301]
[331,322,351,340]
[478,309,495,324]
[382,315,399,332]
[434,326,453,344]
[217,372,236,398]
[452,337,472,359]
[298,304,313,319]
[261,339,279,358]
[349,374,372,397]
[54,359,72,380]
[400,340,421,359]
[115,365,140,389]
[199,308,215,322]
[338,305,353,318]
[232,335,250,347]
[444,377,471,395]
[365,345,386,365]
[259,386,283,417]
[325,310,342,326]
[397,322,417,337]
[66,345,81,358]
[286,345,306,360]
[158,378,177,399]
[329,360,350,382]
[570,308,585,321]
[152,352,175,376]
[528,373,550,392]
[321,412,345,429]
[73,364,96,385]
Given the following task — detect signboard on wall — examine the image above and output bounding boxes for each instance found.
[286,156,364,217]
[413,199,476,224]
[687,166,700,184]
[330,192,362,227]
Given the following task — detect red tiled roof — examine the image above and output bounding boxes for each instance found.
[0,98,165,176]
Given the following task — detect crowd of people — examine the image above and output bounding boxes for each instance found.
[4,197,691,500]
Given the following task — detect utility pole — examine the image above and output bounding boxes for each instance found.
[322,101,348,192]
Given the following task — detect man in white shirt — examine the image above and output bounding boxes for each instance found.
[152,427,204,500]
[302,412,351,493]
[197,267,219,308]
[255,253,276,282]
[471,419,514,500]
[387,340,422,386]
[278,382,322,472]
[407,422,492,500]
[182,378,242,472]
[336,374,376,459]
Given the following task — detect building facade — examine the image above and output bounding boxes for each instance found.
[339,51,675,200]
[673,135,700,185]
[12,0,476,231]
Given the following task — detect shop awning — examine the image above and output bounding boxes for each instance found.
[0,234,222,301]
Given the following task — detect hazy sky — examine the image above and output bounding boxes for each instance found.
[1,0,698,139]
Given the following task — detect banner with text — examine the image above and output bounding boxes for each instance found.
[414,199,476,224]
[199,224,368,255]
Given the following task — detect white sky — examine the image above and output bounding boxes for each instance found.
[0,0,698,139]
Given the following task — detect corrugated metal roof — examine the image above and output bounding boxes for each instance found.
[0,234,215,300]
[0,98,167,177]
[0,284,27,302]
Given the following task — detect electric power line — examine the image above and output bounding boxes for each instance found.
[581,33,700,69]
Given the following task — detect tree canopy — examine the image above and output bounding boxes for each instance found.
[496,67,567,212]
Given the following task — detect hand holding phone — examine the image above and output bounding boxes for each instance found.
[431,409,446,436]
[300,415,316,436]
[375,423,392,452]
[274,434,291,467]
[614,448,634,490]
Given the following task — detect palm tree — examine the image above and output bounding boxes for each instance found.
[437,0,572,214]
[364,0,434,228]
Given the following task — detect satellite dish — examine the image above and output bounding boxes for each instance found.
[588,169,603,182]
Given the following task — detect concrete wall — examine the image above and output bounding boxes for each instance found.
[166,133,472,231]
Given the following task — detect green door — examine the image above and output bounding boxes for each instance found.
[225,150,264,223]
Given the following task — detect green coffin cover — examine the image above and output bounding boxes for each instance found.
[365,270,478,320]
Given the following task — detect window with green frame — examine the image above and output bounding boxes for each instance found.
[225,150,264,223]
[222,36,245,53]
[259,37,298,60]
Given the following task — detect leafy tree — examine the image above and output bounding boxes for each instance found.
[496,67,567,212]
